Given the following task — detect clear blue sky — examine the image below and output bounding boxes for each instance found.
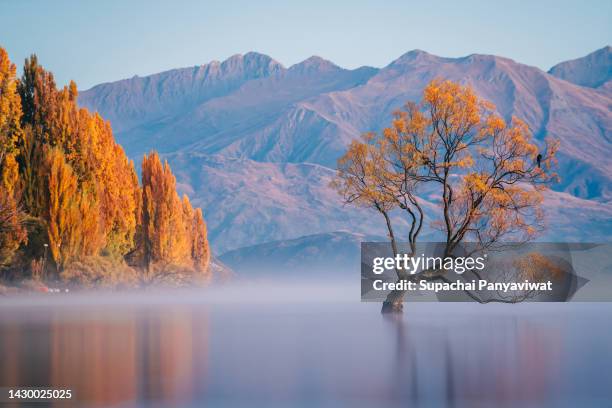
[1,0,610,90]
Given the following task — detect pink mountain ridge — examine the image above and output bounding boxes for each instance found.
[79,47,612,274]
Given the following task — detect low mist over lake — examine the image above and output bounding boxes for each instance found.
[1,283,611,407]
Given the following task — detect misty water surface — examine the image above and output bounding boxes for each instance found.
[0,281,611,408]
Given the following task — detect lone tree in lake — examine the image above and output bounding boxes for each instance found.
[333,79,559,312]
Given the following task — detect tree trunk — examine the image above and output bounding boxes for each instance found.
[381,288,407,313]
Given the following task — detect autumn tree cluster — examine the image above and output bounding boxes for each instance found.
[0,48,210,285]
[334,79,559,311]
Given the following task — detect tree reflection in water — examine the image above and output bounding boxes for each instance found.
[0,306,209,407]
[0,299,610,407]
[384,311,562,407]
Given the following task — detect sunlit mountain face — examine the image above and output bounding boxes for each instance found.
[79,48,612,254]
[549,46,611,88]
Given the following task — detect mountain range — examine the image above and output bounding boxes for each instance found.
[79,46,612,271]
[548,45,611,88]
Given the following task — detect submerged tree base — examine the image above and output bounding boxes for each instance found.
[381,289,407,314]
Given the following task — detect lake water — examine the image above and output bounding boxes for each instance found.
[0,282,611,407]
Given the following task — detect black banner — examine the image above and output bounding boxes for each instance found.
[361,242,611,302]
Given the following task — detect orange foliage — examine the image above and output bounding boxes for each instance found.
[0,48,26,267]
[141,153,210,275]
[0,47,211,283]
[185,198,210,276]
[335,79,559,255]
[42,147,86,267]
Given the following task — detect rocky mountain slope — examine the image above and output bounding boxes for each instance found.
[549,46,611,88]
[79,48,612,255]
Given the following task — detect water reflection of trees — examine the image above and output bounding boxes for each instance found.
[0,306,209,407]
[385,314,561,406]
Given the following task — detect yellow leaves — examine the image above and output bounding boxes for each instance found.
[0,49,27,268]
[423,81,441,105]
[479,99,495,113]
[334,136,400,211]
[17,61,143,263]
[403,103,428,135]
[424,79,485,136]
[464,172,488,193]
[514,252,565,282]
[181,195,210,276]
[504,158,526,172]
[0,48,23,186]
[422,78,556,242]
[484,114,506,134]
[393,118,406,133]
[191,208,210,276]
[382,127,397,142]
[42,149,105,269]
[0,48,214,281]
[334,77,560,255]
[542,137,560,171]
[456,154,474,168]
[43,147,82,267]
[140,152,210,273]
[1,154,19,196]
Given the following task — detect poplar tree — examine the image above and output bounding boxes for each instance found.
[0,47,211,282]
[141,153,210,274]
[0,48,26,267]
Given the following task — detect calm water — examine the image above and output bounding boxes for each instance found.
[0,282,611,408]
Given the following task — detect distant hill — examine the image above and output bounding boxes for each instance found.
[549,46,611,88]
[218,231,376,276]
[79,48,612,254]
